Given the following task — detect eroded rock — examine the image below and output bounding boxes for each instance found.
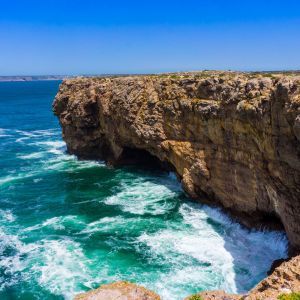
[53,71,300,249]
[185,255,300,300]
[74,281,160,300]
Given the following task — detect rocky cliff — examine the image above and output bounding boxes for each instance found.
[186,255,300,300]
[53,71,300,250]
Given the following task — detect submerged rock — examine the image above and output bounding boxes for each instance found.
[53,71,300,250]
[74,281,161,300]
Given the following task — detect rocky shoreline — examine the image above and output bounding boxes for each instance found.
[74,255,300,299]
[53,71,300,299]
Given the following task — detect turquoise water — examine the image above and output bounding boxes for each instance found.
[0,81,288,300]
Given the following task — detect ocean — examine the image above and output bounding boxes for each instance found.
[0,80,288,300]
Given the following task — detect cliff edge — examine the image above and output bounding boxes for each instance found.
[53,71,300,249]
[186,255,300,300]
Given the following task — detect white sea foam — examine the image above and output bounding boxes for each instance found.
[136,202,288,298]
[35,140,66,148]
[22,215,86,233]
[15,130,41,142]
[0,128,12,137]
[33,140,66,156]
[0,170,41,186]
[80,216,128,235]
[43,155,75,171]
[15,129,58,138]
[32,239,89,298]
[74,160,105,170]
[17,152,45,160]
[0,209,15,223]
[31,129,58,136]
[104,175,181,215]
[22,217,65,232]
[0,128,7,134]
[0,228,90,299]
[15,130,37,137]
[44,154,104,172]
[0,228,40,290]
[138,229,236,296]
[0,174,26,185]
[15,137,29,143]
[33,178,43,183]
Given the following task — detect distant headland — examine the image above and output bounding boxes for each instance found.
[0,75,74,82]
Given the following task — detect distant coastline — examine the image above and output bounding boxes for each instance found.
[0,75,73,82]
[0,74,129,82]
[1,70,300,82]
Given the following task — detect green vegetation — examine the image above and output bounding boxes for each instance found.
[278,293,300,300]
[170,74,181,79]
[156,74,171,78]
[188,295,203,300]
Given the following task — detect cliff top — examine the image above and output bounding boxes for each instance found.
[63,70,300,83]
[58,70,300,112]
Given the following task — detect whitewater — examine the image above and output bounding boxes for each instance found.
[0,81,287,300]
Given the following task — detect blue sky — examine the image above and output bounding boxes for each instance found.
[1,0,300,75]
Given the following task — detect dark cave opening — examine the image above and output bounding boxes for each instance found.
[116,146,175,172]
[259,211,285,231]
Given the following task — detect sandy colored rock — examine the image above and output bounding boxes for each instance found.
[53,71,300,249]
[185,255,300,300]
[74,281,160,300]
[246,255,300,299]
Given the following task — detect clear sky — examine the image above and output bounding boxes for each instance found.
[1,0,300,75]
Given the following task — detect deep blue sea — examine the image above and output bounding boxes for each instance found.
[0,81,288,300]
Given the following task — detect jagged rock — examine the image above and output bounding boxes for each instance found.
[74,281,160,300]
[53,71,300,249]
[185,255,300,300]
[246,255,300,299]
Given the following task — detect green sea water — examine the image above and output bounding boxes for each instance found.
[0,81,288,300]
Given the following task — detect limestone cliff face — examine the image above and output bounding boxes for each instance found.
[53,72,300,249]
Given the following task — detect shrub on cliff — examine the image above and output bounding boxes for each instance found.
[188,295,203,300]
[278,293,300,300]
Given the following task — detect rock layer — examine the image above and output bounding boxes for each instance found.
[53,72,300,249]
